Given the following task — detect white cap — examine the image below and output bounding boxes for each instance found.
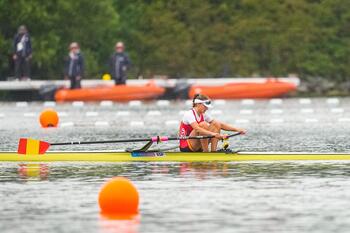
[194,99,212,108]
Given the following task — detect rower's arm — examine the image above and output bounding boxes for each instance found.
[190,122,217,136]
[216,120,246,133]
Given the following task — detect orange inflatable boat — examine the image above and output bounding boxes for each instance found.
[188,78,297,99]
[55,83,165,102]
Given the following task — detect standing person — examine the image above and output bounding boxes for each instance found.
[13,25,32,80]
[64,42,84,89]
[179,94,246,152]
[110,42,131,85]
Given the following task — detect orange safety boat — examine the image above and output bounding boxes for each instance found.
[55,82,165,102]
[188,78,297,99]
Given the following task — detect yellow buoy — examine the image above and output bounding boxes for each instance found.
[102,74,111,81]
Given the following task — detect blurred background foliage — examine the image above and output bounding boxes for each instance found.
[0,0,350,80]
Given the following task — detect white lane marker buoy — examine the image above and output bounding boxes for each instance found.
[100,101,113,107]
[179,110,186,115]
[331,108,344,114]
[86,112,99,117]
[43,101,56,107]
[0,113,4,118]
[235,119,249,124]
[270,109,283,114]
[58,112,68,117]
[95,121,109,127]
[72,101,84,107]
[130,121,144,127]
[301,108,314,114]
[241,99,255,105]
[129,100,142,107]
[165,120,179,126]
[211,110,223,115]
[305,118,318,123]
[185,100,192,106]
[24,112,36,117]
[338,118,350,122]
[61,122,74,127]
[239,109,253,115]
[147,111,162,116]
[16,102,28,107]
[269,99,283,105]
[299,98,311,104]
[270,118,284,124]
[116,111,130,116]
[213,100,226,105]
[327,98,339,105]
[157,100,170,106]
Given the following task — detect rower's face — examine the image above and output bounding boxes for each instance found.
[199,104,208,113]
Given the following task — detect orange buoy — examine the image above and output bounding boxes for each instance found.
[39,108,59,128]
[98,177,139,217]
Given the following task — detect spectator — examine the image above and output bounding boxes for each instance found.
[13,25,32,80]
[64,42,84,89]
[110,42,131,85]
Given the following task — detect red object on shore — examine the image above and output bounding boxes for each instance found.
[55,82,165,102]
[188,78,297,99]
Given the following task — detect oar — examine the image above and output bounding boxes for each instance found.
[17,132,242,155]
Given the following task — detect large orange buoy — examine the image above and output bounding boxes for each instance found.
[98,177,139,217]
[39,108,59,128]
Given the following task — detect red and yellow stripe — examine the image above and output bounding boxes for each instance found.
[17,138,50,155]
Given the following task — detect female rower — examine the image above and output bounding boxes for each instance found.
[179,94,246,152]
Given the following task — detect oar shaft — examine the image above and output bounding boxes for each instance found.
[50,132,242,146]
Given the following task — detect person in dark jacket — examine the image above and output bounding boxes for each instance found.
[110,42,131,85]
[13,25,32,80]
[64,42,84,89]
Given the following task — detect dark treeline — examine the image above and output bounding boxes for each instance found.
[0,0,350,80]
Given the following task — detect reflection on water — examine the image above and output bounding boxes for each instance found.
[17,163,49,181]
[1,162,350,233]
[99,215,140,233]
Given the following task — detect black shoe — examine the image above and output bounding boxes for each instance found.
[216,148,239,154]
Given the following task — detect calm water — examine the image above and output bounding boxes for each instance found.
[1,98,350,233]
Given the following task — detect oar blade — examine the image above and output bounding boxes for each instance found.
[18,138,50,155]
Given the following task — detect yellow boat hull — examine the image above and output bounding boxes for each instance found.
[1,151,350,162]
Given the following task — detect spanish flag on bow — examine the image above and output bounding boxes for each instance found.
[18,138,50,155]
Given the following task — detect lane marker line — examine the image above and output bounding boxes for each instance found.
[327,98,339,105]
[305,118,318,123]
[165,120,179,125]
[16,102,28,107]
[213,100,226,105]
[129,101,141,107]
[331,108,344,113]
[100,101,113,107]
[43,101,56,107]
[58,112,68,117]
[301,108,314,114]
[116,111,130,116]
[270,118,284,123]
[338,118,350,122]
[61,122,74,127]
[157,100,170,106]
[147,111,162,116]
[269,99,283,105]
[86,112,99,117]
[241,99,255,105]
[235,119,249,124]
[95,121,109,127]
[240,109,253,114]
[270,109,283,114]
[24,112,36,117]
[72,101,84,107]
[299,98,311,104]
[130,121,144,127]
